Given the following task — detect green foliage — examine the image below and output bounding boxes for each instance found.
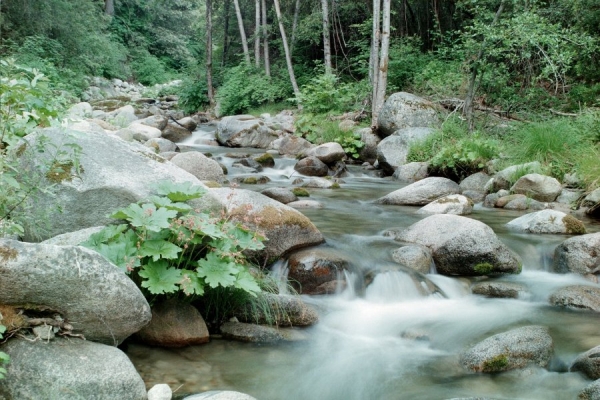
[178,76,209,114]
[411,59,466,99]
[575,144,600,192]
[130,51,175,86]
[295,113,365,154]
[335,132,365,159]
[81,181,265,299]
[0,323,8,379]
[296,74,368,114]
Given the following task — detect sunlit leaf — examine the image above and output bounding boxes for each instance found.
[138,260,182,294]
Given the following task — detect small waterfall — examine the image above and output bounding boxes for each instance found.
[364,271,425,302]
[269,259,291,295]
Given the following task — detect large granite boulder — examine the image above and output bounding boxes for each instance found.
[260,187,298,204]
[510,173,562,202]
[394,214,522,276]
[17,128,220,241]
[0,338,147,400]
[571,345,600,379]
[137,115,169,131]
[170,152,225,182]
[377,92,440,137]
[107,105,138,127]
[375,177,460,206]
[553,233,600,276]
[376,127,434,174]
[416,194,473,215]
[127,121,162,142]
[460,326,553,373]
[210,188,324,262]
[391,245,432,274]
[270,135,314,156]
[294,156,329,177]
[0,239,151,345]
[356,127,380,165]
[506,210,586,235]
[303,142,345,165]
[549,285,600,312]
[216,115,278,148]
[580,380,600,400]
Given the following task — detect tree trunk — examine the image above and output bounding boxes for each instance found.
[233,0,251,65]
[373,0,390,129]
[104,0,114,16]
[321,0,332,74]
[370,0,381,122]
[206,0,214,107]
[273,0,301,104]
[222,0,231,67]
[261,0,271,77]
[255,0,261,67]
[290,0,301,54]
[464,0,505,132]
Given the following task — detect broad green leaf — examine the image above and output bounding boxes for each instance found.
[197,252,238,288]
[147,195,192,212]
[93,240,139,271]
[233,269,261,295]
[139,239,182,261]
[80,224,128,248]
[120,203,177,232]
[152,181,205,202]
[231,226,265,251]
[180,270,205,296]
[138,260,182,294]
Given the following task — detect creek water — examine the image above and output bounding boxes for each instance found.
[127,126,600,400]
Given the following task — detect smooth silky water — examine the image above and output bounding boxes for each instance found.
[127,130,600,399]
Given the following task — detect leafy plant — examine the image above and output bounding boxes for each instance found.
[429,134,499,181]
[296,73,367,114]
[81,181,266,298]
[0,322,9,379]
[178,76,209,114]
[335,132,365,159]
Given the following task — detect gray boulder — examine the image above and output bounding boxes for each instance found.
[210,188,324,262]
[471,281,526,299]
[145,137,179,153]
[303,142,345,165]
[377,92,440,137]
[460,326,553,373]
[260,187,298,204]
[148,384,172,400]
[294,156,329,177]
[67,102,93,119]
[392,162,429,183]
[580,380,600,400]
[416,194,473,215]
[162,120,192,143]
[17,128,219,241]
[394,214,522,276]
[41,226,105,246]
[220,321,283,343]
[0,338,147,400]
[556,189,583,205]
[571,345,600,379]
[287,200,324,209]
[553,233,600,275]
[270,135,314,156]
[460,172,490,193]
[549,285,600,312]
[506,210,586,235]
[511,173,562,202]
[170,152,225,182]
[300,177,339,189]
[127,121,162,142]
[184,391,257,400]
[391,245,432,274]
[0,239,151,345]
[287,247,351,294]
[376,127,434,175]
[504,196,546,211]
[108,105,138,127]
[137,115,169,131]
[177,116,197,131]
[376,177,460,206]
[357,127,380,164]
[487,162,543,191]
[216,115,278,148]
[583,188,600,208]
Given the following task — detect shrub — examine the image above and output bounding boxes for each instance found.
[178,77,209,114]
[130,51,174,86]
[296,74,368,114]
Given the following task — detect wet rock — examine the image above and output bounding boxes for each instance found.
[571,345,600,379]
[183,390,257,400]
[287,200,324,209]
[135,299,209,347]
[0,338,147,400]
[391,245,432,274]
[511,173,562,202]
[376,177,460,206]
[504,196,546,211]
[395,214,522,276]
[416,194,473,215]
[488,162,543,192]
[236,293,319,326]
[162,120,192,143]
[294,156,329,177]
[234,157,263,171]
[148,384,172,400]
[549,285,600,312]
[145,137,179,153]
[303,142,346,165]
[460,172,490,193]
[138,115,169,131]
[260,188,298,204]
[377,92,440,137]
[270,135,314,156]
[471,281,526,299]
[392,162,429,183]
[553,233,600,276]
[216,115,278,148]
[506,210,586,235]
[287,247,351,294]
[495,194,527,208]
[127,121,162,141]
[253,153,275,168]
[460,325,553,373]
[376,127,435,175]
[170,152,225,182]
[579,379,600,400]
[357,127,380,165]
[300,177,339,189]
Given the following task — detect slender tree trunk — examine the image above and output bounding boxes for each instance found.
[233,0,251,65]
[273,0,301,104]
[104,0,114,16]
[290,0,301,54]
[321,0,332,74]
[222,0,231,67]
[255,0,261,67]
[369,0,381,93]
[206,0,214,107]
[261,0,271,76]
[464,0,505,132]
[373,0,390,129]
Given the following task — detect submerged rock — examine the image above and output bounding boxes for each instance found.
[416,194,473,215]
[571,345,600,379]
[287,247,351,294]
[471,281,526,299]
[220,321,283,343]
[549,285,600,312]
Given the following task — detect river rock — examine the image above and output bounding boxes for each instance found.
[108,105,138,127]
[41,226,106,246]
[127,121,162,141]
[416,194,473,215]
[162,120,192,143]
[549,285,600,312]
[580,380,600,400]
[287,247,351,294]
[376,177,460,206]
[177,116,197,131]
[377,92,440,137]
[506,210,586,235]
[270,135,314,156]
[294,156,329,177]
[504,196,546,211]
[287,200,324,209]
[260,187,298,204]
[460,326,553,373]
[216,115,278,148]
[138,115,169,131]
[511,173,562,202]
[394,214,522,276]
[210,188,324,262]
[553,233,600,276]
[67,102,93,119]
[357,127,380,164]
[253,153,275,168]
[303,142,345,165]
[0,239,151,344]
[300,177,339,189]
[487,162,543,192]
[184,390,257,400]
[471,281,525,299]
[148,384,172,400]
[583,188,600,208]
[17,128,220,241]
[392,162,429,183]
[170,152,226,182]
[571,345,600,379]
[237,293,318,327]
[391,245,432,274]
[460,172,490,193]
[0,338,147,400]
[145,137,179,153]
[556,189,583,205]
[376,127,435,174]
[135,299,209,347]
[220,321,283,343]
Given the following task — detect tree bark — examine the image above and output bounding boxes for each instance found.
[222,0,231,67]
[255,0,261,67]
[464,0,505,132]
[206,0,214,107]
[104,0,114,16]
[233,0,251,65]
[373,0,390,129]
[290,0,301,54]
[273,0,301,104]
[370,0,381,122]
[261,0,271,76]
[321,0,332,74]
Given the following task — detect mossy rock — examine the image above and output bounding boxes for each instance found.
[292,188,310,197]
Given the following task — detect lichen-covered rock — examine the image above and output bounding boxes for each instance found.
[287,247,351,294]
[394,214,522,276]
[303,142,346,165]
[294,156,329,177]
[0,338,147,400]
[571,345,600,379]
[511,173,562,202]
[216,115,278,148]
[549,285,600,312]
[376,177,460,206]
[471,281,526,299]
[553,233,600,275]
[460,326,553,373]
[376,127,434,174]
[377,92,440,137]
[416,194,473,215]
[506,210,586,235]
[0,239,151,344]
[171,152,226,182]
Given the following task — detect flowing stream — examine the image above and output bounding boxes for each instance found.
[127,126,600,400]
